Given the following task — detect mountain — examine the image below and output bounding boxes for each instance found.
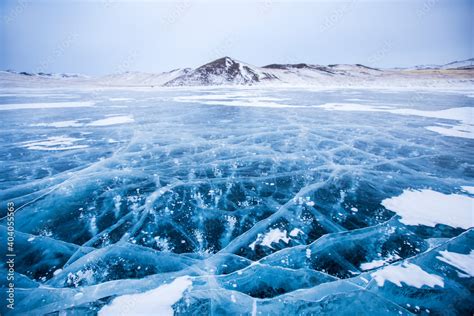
[263,63,339,75]
[0,68,193,87]
[263,63,327,70]
[164,57,383,87]
[164,57,278,86]
[98,68,192,86]
[407,64,441,70]
[440,58,474,70]
[2,57,472,88]
[406,58,474,70]
[263,63,380,72]
[2,70,89,79]
[0,70,93,88]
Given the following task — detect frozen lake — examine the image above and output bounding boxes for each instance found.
[0,87,473,315]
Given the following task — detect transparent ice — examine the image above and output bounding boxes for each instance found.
[0,87,473,315]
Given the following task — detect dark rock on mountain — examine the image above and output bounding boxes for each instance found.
[164,57,278,86]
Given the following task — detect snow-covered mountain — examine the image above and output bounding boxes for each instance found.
[263,63,381,77]
[98,68,192,86]
[407,64,442,70]
[164,57,277,86]
[405,58,474,70]
[0,70,92,88]
[440,58,474,70]
[2,57,472,88]
[2,70,89,79]
[163,57,387,86]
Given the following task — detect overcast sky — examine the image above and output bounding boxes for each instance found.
[1,0,472,75]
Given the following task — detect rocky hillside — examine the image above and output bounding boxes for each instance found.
[164,57,278,86]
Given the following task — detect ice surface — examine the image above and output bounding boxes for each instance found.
[319,103,474,139]
[173,94,296,108]
[0,87,473,315]
[364,230,474,315]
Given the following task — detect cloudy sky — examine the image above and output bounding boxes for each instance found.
[1,0,472,75]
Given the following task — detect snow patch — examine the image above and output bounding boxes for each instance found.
[289,228,304,237]
[87,115,134,126]
[381,189,474,229]
[109,97,133,101]
[21,136,88,151]
[360,254,400,271]
[99,276,192,316]
[371,263,444,288]
[249,228,290,250]
[32,116,134,128]
[361,260,386,271]
[318,103,392,112]
[173,94,297,108]
[0,101,94,110]
[436,250,474,277]
[32,120,83,128]
[426,124,473,139]
[461,186,474,194]
[318,103,474,139]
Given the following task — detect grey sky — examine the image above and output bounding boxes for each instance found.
[1,0,472,75]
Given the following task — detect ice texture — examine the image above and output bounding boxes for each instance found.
[0,87,473,315]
